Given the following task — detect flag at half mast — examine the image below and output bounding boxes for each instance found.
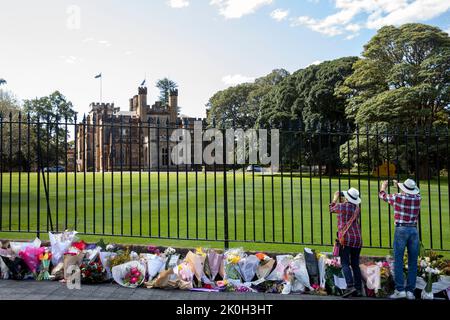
[95,73,102,79]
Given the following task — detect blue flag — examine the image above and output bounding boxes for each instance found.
[95,73,102,79]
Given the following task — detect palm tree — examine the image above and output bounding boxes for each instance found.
[155,78,177,105]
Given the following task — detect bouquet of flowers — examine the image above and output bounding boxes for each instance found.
[49,231,78,266]
[418,256,441,300]
[223,248,245,281]
[36,250,52,281]
[18,245,45,276]
[204,249,223,282]
[325,257,345,296]
[185,249,206,286]
[80,257,107,284]
[123,265,145,287]
[255,253,275,280]
[147,245,161,255]
[162,247,177,269]
[112,261,146,288]
[375,260,394,298]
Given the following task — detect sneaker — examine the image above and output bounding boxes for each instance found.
[389,290,406,299]
[406,291,415,300]
[342,287,357,298]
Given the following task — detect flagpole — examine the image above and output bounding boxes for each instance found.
[100,75,103,104]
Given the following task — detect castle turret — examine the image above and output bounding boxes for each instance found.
[168,89,178,124]
[137,86,147,119]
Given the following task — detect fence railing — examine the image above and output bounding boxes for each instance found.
[0,113,449,251]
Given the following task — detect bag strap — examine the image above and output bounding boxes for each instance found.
[339,206,360,244]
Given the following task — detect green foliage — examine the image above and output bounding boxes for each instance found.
[207,69,290,129]
[156,78,178,105]
[340,23,450,130]
[338,24,450,177]
[22,91,76,168]
[258,57,358,130]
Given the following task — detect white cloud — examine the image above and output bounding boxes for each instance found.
[306,60,322,67]
[82,37,94,43]
[98,40,112,47]
[210,0,273,19]
[60,55,84,64]
[168,0,189,9]
[291,0,450,37]
[222,74,256,85]
[270,9,289,21]
[124,50,133,55]
[445,27,450,35]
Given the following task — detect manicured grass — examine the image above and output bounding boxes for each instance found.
[0,172,449,255]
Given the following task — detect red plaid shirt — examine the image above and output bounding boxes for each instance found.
[329,202,362,248]
[379,191,421,225]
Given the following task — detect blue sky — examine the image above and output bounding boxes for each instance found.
[1,0,449,118]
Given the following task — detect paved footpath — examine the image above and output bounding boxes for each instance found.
[0,280,364,300]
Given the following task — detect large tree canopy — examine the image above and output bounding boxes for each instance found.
[258,57,358,130]
[23,91,76,167]
[206,69,289,129]
[339,23,450,130]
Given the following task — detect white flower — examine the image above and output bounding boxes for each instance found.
[425,267,431,273]
[420,260,428,268]
[106,244,115,251]
[164,247,176,255]
[425,257,430,263]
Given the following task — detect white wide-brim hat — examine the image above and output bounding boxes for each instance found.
[398,178,420,195]
[343,187,361,205]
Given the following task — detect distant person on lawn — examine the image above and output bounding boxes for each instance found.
[379,178,421,300]
[329,187,363,298]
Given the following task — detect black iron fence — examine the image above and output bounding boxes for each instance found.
[0,113,449,251]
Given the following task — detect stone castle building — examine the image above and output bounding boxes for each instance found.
[76,87,197,171]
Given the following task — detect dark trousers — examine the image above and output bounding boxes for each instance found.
[339,246,362,291]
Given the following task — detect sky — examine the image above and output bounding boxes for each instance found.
[1,0,449,118]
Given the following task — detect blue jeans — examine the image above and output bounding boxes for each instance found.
[339,246,362,291]
[393,226,419,292]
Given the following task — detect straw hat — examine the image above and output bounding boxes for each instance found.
[398,178,420,195]
[343,187,361,205]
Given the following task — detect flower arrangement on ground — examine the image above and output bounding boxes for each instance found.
[325,257,344,296]
[375,260,394,298]
[112,260,146,288]
[123,265,144,287]
[36,250,52,281]
[80,258,107,284]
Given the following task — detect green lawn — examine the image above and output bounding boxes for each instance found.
[0,172,449,256]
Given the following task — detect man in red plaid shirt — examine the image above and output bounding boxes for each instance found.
[379,178,421,300]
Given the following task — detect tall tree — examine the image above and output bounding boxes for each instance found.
[338,24,450,177]
[156,78,178,105]
[207,69,290,129]
[23,91,76,167]
[258,58,358,173]
[339,23,450,130]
